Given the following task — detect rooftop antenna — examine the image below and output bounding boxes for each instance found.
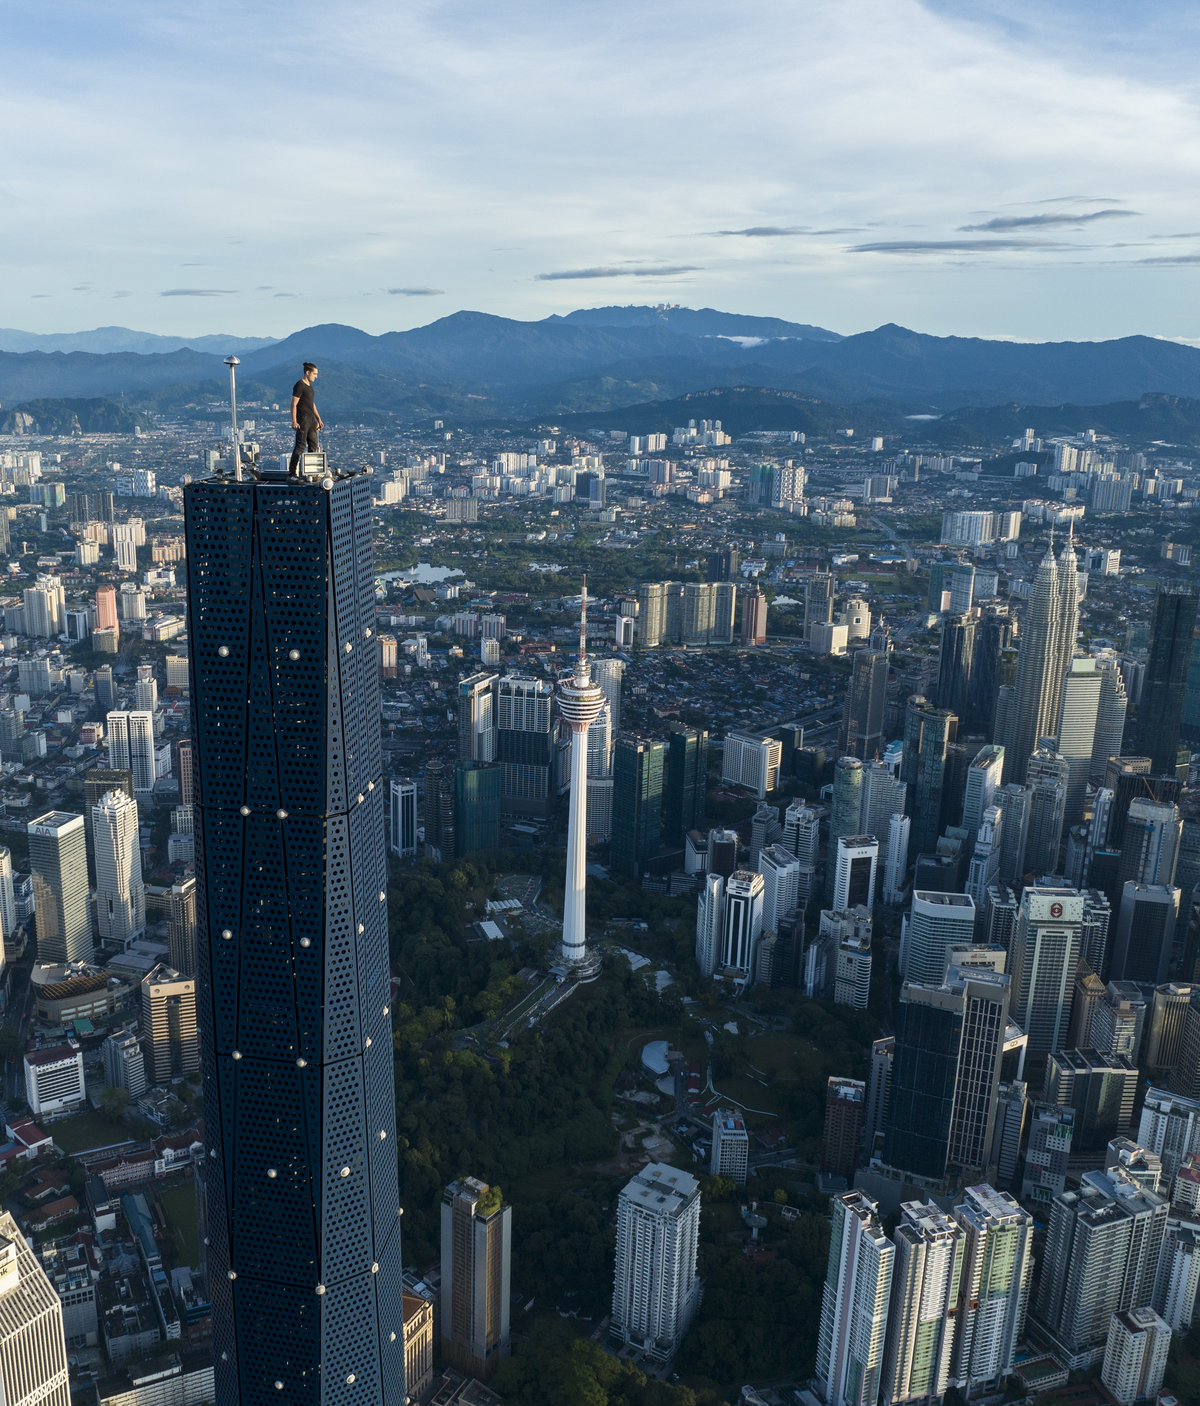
[579,576,589,669]
[224,355,242,481]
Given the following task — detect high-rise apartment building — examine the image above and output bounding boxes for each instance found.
[106,711,156,793]
[440,1178,511,1380]
[611,1164,702,1360]
[710,1108,750,1184]
[758,845,800,936]
[1022,1102,1074,1205]
[741,586,768,646]
[804,573,835,644]
[28,812,91,965]
[92,789,144,948]
[457,672,497,763]
[140,964,199,1085]
[1008,887,1084,1068]
[816,1191,894,1406]
[881,1202,963,1406]
[951,1185,1033,1393]
[1101,1307,1171,1406]
[710,581,736,644]
[95,583,118,632]
[184,470,403,1403]
[134,664,158,715]
[0,846,15,943]
[1137,586,1197,773]
[840,649,888,760]
[1138,1088,1200,1185]
[821,1078,865,1182]
[611,734,664,879]
[663,726,707,846]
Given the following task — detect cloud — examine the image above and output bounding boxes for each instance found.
[30,294,51,299]
[388,286,445,295]
[160,287,237,297]
[112,291,133,298]
[851,239,1064,253]
[1137,253,1200,265]
[960,209,1139,231]
[273,292,298,297]
[714,226,805,237]
[72,283,93,291]
[535,265,700,281]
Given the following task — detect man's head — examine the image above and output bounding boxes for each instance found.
[303,362,318,382]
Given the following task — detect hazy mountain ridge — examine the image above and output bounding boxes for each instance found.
[0,326,279,356]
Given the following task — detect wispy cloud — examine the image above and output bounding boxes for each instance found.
[535,265,699,281]
[960,209,1139,232]
[1137,253,1200,265]
[113,291,133,298]
[710,225,864,237]
[852,239,1064,254]
[160,287,237,297]
[388,286,444,295]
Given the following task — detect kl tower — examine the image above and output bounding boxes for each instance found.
[556,580,605,980]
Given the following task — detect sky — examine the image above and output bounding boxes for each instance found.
[4,0,1200,343]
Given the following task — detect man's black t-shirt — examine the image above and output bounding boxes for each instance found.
[293,378,317,425]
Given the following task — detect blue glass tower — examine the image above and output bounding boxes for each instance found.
[185,471,404,1406]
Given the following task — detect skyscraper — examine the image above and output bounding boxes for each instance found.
[184,470,403,1403]
[758,845,800,936]
[1008,887,1084,1068]
[1025,744,1069,876]
[140,963,200,1085]
[830,756,864,846]
[389,779,418,859]
[591,657,624,730]
[995,783,1032,884]
[1090,654,1128,784]
[968,604,1014,737]
[1117,799,1181,890]
[92,789,145,948]
[881,1202,963,1406]
[860,761,906,840]
[457,672,497,762]
[841,649,888,760]
[168,876,198,978]
[695,872,724,977]
[883,814,911,906]
[962,744,1005,840]
[453,761,501,859]
[28,812,91,965]
[741,586,768,645]
[910,705,957,857]
[805,573,835,643]
[106,711,156,794]
[611,734,664,879]
[1003,540,1078,783]
[611,1164,702,1361]
[720,870,764,978]
[951,1185,1033,1393]
[833,836,878,912]
[901,891,976,986]
[497,674,554,817]
[816,1191,894,1406]
[422,759,455,861]
[0,1213,71,1405]
[1137,586,1197,774]
[556,590,606,971]
[1058,658,1101,823]
[935,613,976,722]
[663,726,707,846]
[440,1179,511,1380]
[1110,884,1180,986]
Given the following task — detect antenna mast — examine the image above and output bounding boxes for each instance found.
[579,575,588,665]
[225,355,242,480]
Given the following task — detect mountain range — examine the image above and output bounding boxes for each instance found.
[3,306,1200,431]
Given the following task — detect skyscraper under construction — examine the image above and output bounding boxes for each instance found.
[186,465,404,1405]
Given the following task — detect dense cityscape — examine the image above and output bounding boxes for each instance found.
[0,354,1190,1406]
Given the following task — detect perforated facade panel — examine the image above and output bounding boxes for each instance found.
[186,476,404,1406]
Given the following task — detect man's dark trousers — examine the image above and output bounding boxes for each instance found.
[289,423,319,474]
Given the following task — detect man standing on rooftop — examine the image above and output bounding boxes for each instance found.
[288,361,323,474]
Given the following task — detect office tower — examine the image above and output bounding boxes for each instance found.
[0,1213,71,1404]
[708,826,738,879]
[94,583,118,633]
[453,761,501,858]
[1069,964,1105,1047]
[749,802,781,870]
[1101,1307,1171,1406]
[1117,799,1181,890]
[1058,659,1101,822]
[28,812,90,965]
[1090,981,1148,1061]
[833,836,878,911]
[863,1037,894,1160]
[710,1109,750,1184]
[948,561,975,613]
[860,761,905,839]
[106,711,156,794]
[695,872,724,977]
[184,469,403,1404]
[1008,887,1083,1068]
[759,845,800,936]
[830,757,864,854]
[1169,995,1200,1100]
[1022,1103,1075,1205]
[741,586,768,645]
[93,665,116,717]
[681,582,712,645]
[901,891,976,985]
[586,701,612,780]
[832,911,873,1010]
[1152,1220,1200,1331]
[0,847,14,942]
[961,745,1004,839]
[910,706,957,857]
[663,727,707,846]
[167,876,197,978]
[1091,654,1129,784]
[92,790,144,948]
[591,657,624,730]
[710,581,736,643]
[721,730,782,799]
[1105,758,1167,848]
[611,1164,701,1360]
[1004,540,1078,784]
[496,674,553,817]
[720,871,764,978]
[952,1185,1033,1393]
[83,766,134,874]
[991,783,1030,885]
[389,778,417,859]
[804,573,835,644]
[439,1179,511,1381]
[556,595,605,970]
[1178,819,1200,903]
[1025,744,1069,875]
[457,672,497,762]
[1137,586,1197,773]
[965,806,1004,911]
[840,649,888,759]
[706,546,739,582]
[883,967,1010,1181]
[611,734,664,879]
[22,579,63,638]
[140,963,199,1085]
[422,759,455,861]
[134,663,158,715]
[883,814,911,906]
[821,1078,865,1182]
[1043,1050,1138,1151]
[1145,982,1195,1075]
[881,1202,963,1406]
[1081,888,1112,975]
[1110,884,1180,986]
[816,1191,893,1406]
[991,1081,1028,1188]
[935,613,976,722]
[103,1028,147,1099]
[1139,1088,1200,1185]
[968,605,1014,736]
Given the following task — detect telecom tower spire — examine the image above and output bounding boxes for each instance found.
[556,578,604,979]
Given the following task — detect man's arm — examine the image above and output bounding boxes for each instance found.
[290,393,301,429]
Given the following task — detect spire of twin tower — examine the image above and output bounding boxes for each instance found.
[1002,536,1081,784]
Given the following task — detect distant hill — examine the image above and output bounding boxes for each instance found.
[1,396,154,435]
[0,347,227,403]
[0,326,278,355]
[926,391,1200,449]
[549,305,843,342]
